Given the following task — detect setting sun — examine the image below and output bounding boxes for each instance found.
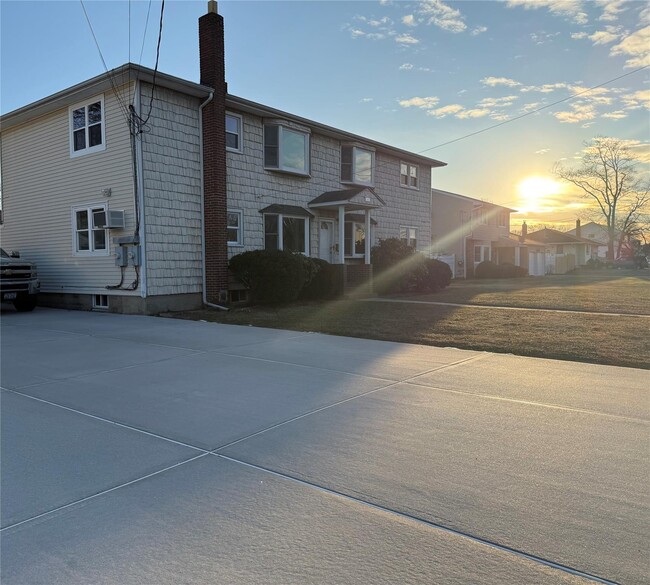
[517,176,563,213]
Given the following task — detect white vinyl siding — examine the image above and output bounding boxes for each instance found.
[0,84,137,295]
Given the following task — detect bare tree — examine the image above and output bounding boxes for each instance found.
[554,137,650,260]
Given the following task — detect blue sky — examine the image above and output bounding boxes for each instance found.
[1,0,648,226]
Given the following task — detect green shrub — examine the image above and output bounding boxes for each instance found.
[229,249,310,305]
[586,257,605,269]
[475,260,527,279]
[371,238,453,293]
[299,258,343,300]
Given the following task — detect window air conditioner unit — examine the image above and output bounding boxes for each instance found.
[93,210,125,230]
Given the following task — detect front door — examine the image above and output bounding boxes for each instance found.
[319,220,335,263]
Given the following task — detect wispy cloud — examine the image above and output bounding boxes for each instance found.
[478,95,519,108]
[481,76,521,87]
[456,108,491,119]
[402,14,416,26]
[553,102,596,123]
[399,96,440,109]
[571,32,588,39]
[595,0,626,22]
[521,83,569,93]
[399,63,414,70]
[601,110,627,119]
[359,97,374,103]
[621,89,650,110]
[589,26,623,46]
[426,104,465,117]
[416,0,467,33]
[610,25,650,68]
[506,0,588,25]
[535,148,551,155]
[471,26,488,36]
[395,33,420,44]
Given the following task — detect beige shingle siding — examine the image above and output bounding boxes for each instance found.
[140,84,203,296]
[0,85,139,295]
[226,110,432,258]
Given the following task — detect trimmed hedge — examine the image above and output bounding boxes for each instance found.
[229,250,342,305]
[371,238,452,294]
[475,260,527,279]
[229,250,310,304]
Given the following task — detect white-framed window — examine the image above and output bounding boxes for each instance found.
[400,226,418,249]
[69,95,106,157]
[264,214,310,254]
[227,210,243,246]
[474,245,490,263]
[72,203,109,255]
[341,145,374,186]
[92,294,109,310]
[226,112,243,153]
[400,162,418,189]
[264,124,310,175]
[344,221,366,257]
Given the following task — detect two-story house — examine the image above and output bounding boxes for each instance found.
[0,2,445,313]
[430,188,545,277]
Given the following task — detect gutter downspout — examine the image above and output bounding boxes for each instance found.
[199,90,229,311]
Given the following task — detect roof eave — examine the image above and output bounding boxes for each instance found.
[226,94,447,168]
[1,64,212,131]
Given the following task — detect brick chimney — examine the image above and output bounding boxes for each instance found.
[575,219,581,239]
[520,221,527,242]
[200,0,228,303]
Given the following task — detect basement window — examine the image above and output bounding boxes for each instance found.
[92,294,109,310]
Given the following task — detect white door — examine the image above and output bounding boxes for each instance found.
[319,220,334,262]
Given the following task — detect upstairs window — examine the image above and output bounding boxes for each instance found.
[400,226,418,249]
[69,96,105,157]
[226,113,243,152]
[498,211,509,227]
[400,163,418,189]
[264,123,310,175]
[72,204,109,255]
[341,145,374,186]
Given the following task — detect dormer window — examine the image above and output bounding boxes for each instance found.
[341,145,374,186]
[69,96,105,157]
[263,122,310,176]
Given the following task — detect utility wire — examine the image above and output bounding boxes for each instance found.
[139,0,165,127]
[79,0,131,126]
[226,65,649,211]
[418,65,649,154]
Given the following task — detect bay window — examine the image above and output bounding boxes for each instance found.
[341,145,374,186]
[264,123,310,175]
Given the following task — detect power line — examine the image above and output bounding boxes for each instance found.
[139,0,165,127]
[418,65,649,154]
[225,65,649,211]
[79,0,131,126]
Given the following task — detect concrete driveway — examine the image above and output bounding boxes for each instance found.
[1,308,648,584]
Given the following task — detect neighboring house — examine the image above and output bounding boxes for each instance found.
[566,220,634,260]
[431,188,544,277]
[0,2,445,313]
[525,226,600,274]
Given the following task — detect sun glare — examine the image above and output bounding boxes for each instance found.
[517,176,562,213]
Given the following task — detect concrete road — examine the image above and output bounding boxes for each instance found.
[1,308,648,584]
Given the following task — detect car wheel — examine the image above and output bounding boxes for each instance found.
[13,294,37,312]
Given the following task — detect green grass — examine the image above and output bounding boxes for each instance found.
[393,270,650,315]
[167,270,650,370]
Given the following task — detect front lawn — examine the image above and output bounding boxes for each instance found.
[167,271,650,369]
[392,270,650,315]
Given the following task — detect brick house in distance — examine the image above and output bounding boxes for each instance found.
[0,2,445,313]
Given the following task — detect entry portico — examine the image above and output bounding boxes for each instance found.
[309,187,385,264]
